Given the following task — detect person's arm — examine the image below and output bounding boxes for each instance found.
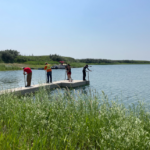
[87,67,91,71]
[44,66,47,70]
[23,69,26,75]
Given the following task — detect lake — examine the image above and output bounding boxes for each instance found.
[0,65,150,106]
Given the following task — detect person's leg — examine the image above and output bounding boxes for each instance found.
[68,74,70,82]
[65,71,68,80]
[70,74,72,82]
[67,72,69,80]
[83,70,84,80]
[27,74,29,86]
[50,71,52,83]
[29,72,32,86]
[67,73,69,80]
[47,72,49,83]
[27,73,32,86]
[83,70,86,80]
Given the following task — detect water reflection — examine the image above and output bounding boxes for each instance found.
[0,77,19,84]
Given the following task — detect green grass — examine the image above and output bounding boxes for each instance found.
[21,55,75,62]
[2,54,150,71]
[23,61,59,65]
[0,88,150,149]
[24,61,86,68]
[69,62,86,68]
[0,64,21,71]
[17,55,85,68]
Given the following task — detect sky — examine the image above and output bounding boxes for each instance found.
[0,0,150,60]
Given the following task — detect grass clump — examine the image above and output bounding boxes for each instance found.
[0,64,21,71]
[0,88,150,149]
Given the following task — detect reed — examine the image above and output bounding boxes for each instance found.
[0,64,21,71]
[0,88,150,149]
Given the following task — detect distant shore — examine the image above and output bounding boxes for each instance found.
[1,62,150,71]
[1,51,150,71]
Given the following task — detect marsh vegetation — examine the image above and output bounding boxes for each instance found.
[0,64,21,71]
[0,88,150,149]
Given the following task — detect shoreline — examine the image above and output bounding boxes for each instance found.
[1,63,150,71]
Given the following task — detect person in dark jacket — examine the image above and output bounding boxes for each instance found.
[83,65,91,81]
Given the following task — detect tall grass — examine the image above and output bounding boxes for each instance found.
[0,88,150,149]
[23,61,59,65]
[0,64,21,71]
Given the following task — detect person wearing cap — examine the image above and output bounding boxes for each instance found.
[23,67,32,87]
[83,65,91,81]
[44,62,52,83]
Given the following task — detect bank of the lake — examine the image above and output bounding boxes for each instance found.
[0,64,21,71]
[0,62,87,71]
[1,61,150,71]
[0,88,150,149]
[1,50,150,71]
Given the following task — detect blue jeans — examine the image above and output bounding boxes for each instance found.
[47,71,52,83]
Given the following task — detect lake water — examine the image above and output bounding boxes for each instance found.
[0,65,150,106]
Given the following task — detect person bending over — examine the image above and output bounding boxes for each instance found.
[44,62,52,83]
[83,65,91,81]
[23,67,32,87]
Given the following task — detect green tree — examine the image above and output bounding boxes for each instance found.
[0,49,20,63]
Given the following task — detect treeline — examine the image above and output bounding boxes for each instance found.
[0,50,76,64]
[0,50,29,63]
[49,54,76,62]
[77,59,150,64]
[0,49,150,64]
[49,54,64,61]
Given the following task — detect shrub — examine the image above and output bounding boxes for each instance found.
[0,49,20,63]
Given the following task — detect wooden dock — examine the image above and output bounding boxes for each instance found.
[0,80,90,95]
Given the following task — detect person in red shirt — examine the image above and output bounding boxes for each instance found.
[23,67,32,87]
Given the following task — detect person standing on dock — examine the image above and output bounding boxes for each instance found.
[83,65,91,81]
[23,67,32,87]
[67,64,72,82]
[44,63,52,83]
[65,65,69,80]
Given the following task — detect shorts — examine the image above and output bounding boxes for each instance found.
[67,72,71,75]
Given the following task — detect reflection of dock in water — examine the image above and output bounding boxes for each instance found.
[0,80,90,95]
